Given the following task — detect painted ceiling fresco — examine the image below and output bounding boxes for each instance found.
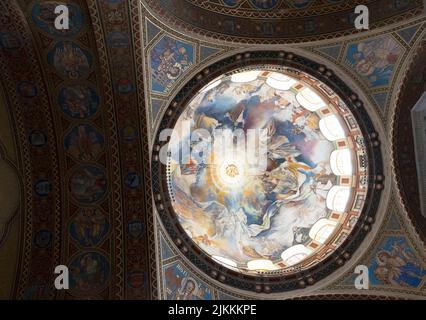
[167,68,368,275]
[0,0,424,301]
[142,1,425,299]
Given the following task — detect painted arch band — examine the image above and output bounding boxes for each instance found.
[152,51,383,292]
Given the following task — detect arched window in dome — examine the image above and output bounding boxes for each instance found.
[326,186,352,212]
[319,115,347,141]
[309,219,338,244]
[266,72,297,91]
[330,149,354,176]
[247,259,280,271]
[296,87,326,111]
[231,70,261,83]
[281,245,313,266]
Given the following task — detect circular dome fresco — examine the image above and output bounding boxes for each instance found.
[152,52,383,292]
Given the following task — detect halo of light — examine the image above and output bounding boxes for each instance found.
[216,157,247,188]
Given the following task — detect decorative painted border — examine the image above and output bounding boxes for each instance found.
[143,0,423,45]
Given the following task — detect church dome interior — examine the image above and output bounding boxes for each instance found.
[0,0,425,302]
[168,66,369,274]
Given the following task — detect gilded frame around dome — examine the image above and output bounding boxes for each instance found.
[151,51,384,293]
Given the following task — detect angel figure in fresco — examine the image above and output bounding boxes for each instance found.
[352,37,401,85]
[157,48,181,80]
[156,41,190,81]
[264,157,314,202]
[374,242,426,288]
[194,82,262,129]
[262,119,301,171]
[241,156,330,255]
[242,88,291,132]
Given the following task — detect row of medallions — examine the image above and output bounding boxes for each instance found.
[0,2,71,299]
[0,1,64,298]
[98,0,152,296]
[25,0,156,298]
[30,0,111,297]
